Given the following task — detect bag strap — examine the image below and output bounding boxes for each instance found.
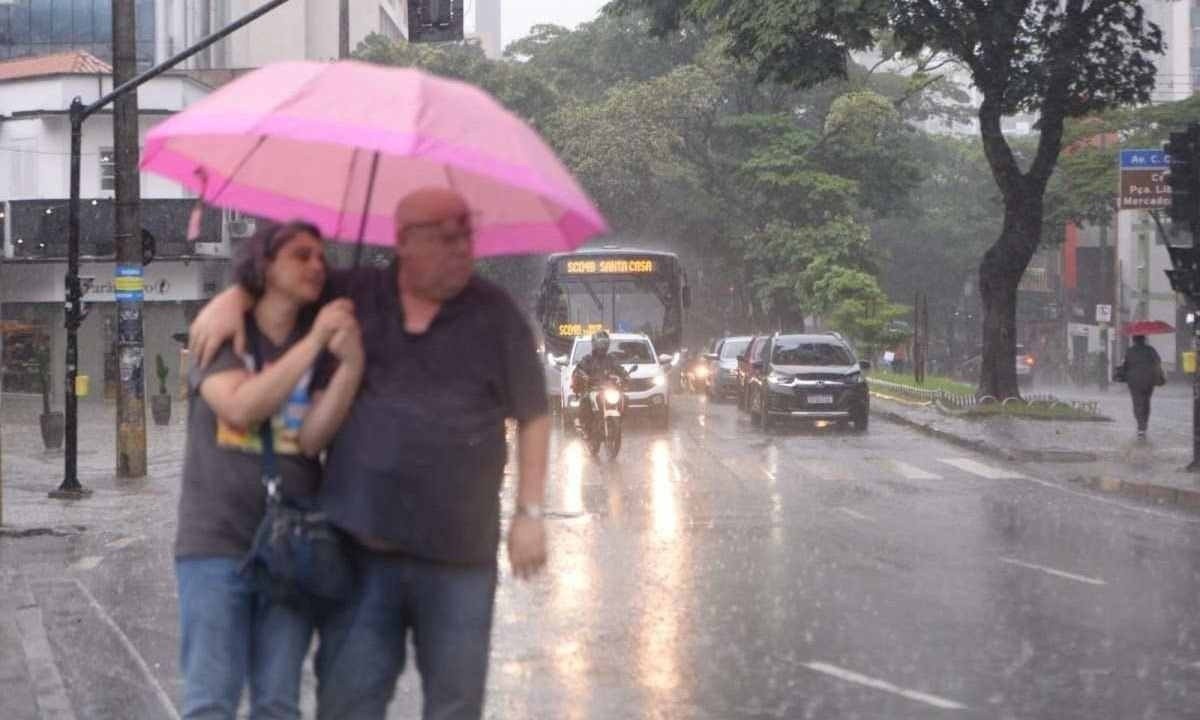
[247,318,282,501]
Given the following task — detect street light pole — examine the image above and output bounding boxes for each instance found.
[50,0,297,498]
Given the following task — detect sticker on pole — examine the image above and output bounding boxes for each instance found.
[115,264,144,301]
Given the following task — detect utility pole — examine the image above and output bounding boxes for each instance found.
[113,0,147,479]
[340,0,351,58]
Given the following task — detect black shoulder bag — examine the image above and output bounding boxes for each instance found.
[240,326,356,610]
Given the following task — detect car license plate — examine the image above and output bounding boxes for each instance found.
[806,394,834,405]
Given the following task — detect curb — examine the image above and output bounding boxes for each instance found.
[871,404,1098,463]
[872,405,1200,512]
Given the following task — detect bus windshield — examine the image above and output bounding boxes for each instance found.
[544,276,672,346]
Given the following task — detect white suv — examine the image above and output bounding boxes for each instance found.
[557,333,672,427]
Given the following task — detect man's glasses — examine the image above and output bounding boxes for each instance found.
[400,212,478,247]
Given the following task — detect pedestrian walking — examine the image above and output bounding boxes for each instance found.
[175,221,364,720]
[189,188,551,720]
[1116,335,1165,439]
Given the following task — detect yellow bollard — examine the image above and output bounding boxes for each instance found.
[1183,351,1197,374]
[75,374,90,397]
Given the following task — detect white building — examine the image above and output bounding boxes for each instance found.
[0,51,223,400]
[156,0,407,68]
[470,0,502,59]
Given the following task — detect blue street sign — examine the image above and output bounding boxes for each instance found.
[1121,149,1169,169]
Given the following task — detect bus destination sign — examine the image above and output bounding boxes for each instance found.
[563,258,656,274]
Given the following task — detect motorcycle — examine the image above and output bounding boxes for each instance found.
[575,373,626,459]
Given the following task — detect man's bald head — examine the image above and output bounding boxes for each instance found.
[394,188,470,231]
[393,187,475,302]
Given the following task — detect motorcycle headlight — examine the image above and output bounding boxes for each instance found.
[768,373,791,387]
[653,374,667,388]
[694,366,710,378]
[603,388,622,404]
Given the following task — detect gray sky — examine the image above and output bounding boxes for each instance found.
[500,0,609,49]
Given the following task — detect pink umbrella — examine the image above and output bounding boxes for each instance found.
[140,60,608,257]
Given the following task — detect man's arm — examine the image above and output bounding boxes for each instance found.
[190,286,254,368]
[508,414,549,580]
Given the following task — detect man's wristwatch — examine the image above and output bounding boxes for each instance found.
[514,503,544,520]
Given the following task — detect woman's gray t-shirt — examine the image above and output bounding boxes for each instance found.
[174,333,324,559]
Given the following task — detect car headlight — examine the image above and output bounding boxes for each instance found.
[768,373,792,386]
[846,372,865,384]
[653,374,667,388]
[603,388,621,404]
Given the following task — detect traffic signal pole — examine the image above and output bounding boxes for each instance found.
[1163,124,1200,471]
[50,0,297,499]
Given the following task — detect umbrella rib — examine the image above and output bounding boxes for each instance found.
[210,135,268,207]
[334,147,362,241]
[352,151,382,269]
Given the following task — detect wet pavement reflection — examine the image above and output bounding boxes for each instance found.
[6,394,1200,718]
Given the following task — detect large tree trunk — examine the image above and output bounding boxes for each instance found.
[978,189,1043,399]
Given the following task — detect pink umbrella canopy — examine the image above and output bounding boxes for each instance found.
[140,61,608,257]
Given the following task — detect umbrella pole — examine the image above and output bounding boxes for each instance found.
[352,152,381,269]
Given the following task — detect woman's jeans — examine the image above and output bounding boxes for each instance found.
[176,557,314,720]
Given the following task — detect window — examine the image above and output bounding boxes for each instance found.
[771,341,854,366]
[720,339,750,360]
[99,146,114,191]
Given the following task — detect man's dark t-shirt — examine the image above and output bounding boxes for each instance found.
[317,266,548,565]
[175,324,323,559]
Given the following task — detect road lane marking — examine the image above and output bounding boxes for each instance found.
[105,535,143,550]
[71,556,102,571]
[69,579,181,720]
[837,507,874,522]
[938,458,1028,480]
[889,460,942,480]
[802,661,968,710]
[999,557,1106,586]
[14,606,78,720]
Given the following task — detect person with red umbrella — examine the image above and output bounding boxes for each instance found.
[1116,334,1167,439]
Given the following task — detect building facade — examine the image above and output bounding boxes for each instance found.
[157,0,406,69]
[0,0,157,68]
[0,52,223,401]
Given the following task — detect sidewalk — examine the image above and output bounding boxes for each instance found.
[1,394,186,531]
[870,381,1200,510]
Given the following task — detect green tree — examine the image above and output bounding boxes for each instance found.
[609,0,1165,398]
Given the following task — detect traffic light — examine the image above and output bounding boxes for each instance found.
[1165,126,1200,228]
[1166,245,1200,296]
[408,0,464,43]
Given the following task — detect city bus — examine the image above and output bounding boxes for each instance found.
[535,248,690,359]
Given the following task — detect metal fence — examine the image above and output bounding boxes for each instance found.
[868,378,1102,418]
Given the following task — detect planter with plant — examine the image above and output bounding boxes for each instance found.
[34,345,64,449]
[151,354,172,425]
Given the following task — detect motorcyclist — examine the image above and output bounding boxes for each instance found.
[571,330,629,431]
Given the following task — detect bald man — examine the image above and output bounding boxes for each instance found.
[190,189,550,720]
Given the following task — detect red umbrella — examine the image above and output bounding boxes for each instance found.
[1122,320,1175,336]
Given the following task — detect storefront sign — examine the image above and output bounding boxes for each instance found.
[0,260,223,304]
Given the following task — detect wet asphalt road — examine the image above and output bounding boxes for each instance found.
[5,394,1200,719]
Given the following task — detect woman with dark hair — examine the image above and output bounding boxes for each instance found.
[174,221,363,719]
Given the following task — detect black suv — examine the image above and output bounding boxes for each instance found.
[742,333,870,431]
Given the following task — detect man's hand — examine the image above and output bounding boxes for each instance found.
[507,515,547,580]
[190,286,253,367]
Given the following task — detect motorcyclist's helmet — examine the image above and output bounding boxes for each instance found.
[592,330,611,357]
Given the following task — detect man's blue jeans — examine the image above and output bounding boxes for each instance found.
[176,557,314,720]
[315,551,498,720]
